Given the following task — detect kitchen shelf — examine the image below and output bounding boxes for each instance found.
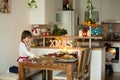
[31,35,102,48]
[32,36,102,39]
[31,24,52,29]
[31,46,86,50]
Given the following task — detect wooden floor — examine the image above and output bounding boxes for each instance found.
[105,72,120,80]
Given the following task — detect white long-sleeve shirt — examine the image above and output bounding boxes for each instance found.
[19,42,35,58]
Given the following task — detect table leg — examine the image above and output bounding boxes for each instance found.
[47,70,52,80]
[42,70,46,80]
[19,63,25,80]
[66,65,73,80]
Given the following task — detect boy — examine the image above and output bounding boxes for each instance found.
[17,30,39,62]
[106,48,114,75]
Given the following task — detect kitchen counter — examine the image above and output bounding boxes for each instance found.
[81,46,105,50]
[99,40,120,43]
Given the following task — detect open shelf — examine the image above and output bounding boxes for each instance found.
[32,36,102,39]
[31,36,102,48]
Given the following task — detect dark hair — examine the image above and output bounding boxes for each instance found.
[21,30,32,41]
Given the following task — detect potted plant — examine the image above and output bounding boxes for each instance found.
[52,24,67,36]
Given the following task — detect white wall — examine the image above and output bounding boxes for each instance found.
[45,0,56,23]
[55,0,62,11]
[101,0,120,21]
[29,0,56,24]
[0,0,29,73]
[29,0,46,24]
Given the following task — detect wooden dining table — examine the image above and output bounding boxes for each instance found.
[18,57,77,80]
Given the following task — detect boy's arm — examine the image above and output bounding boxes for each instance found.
[20,43,35,58]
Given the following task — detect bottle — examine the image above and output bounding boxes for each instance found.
[63,3,67,10]
[66,4,69,10]
[79,30,82,37]
[87,30,91,37]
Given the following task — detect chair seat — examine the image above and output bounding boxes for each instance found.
[0,73,18,80]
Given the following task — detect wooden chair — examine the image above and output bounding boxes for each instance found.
[53,48,91,80]
[76,48,91,80]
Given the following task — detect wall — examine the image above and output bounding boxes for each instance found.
[29,0,46,24]
[0,0,29,73]
[102,0,120,21]
[73,0,80,12]
[45,0,56,23]
[29,0,56,24]
[55,0,62,11]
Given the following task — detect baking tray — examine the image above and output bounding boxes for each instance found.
[54,58,78,63]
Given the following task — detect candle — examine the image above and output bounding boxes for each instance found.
[82,29,88,37]
[79,30,82,37]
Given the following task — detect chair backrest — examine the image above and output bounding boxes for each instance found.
[77,49,85,76]
[77,48,91,79]
[86,48,92,67]
[83,48,91,69]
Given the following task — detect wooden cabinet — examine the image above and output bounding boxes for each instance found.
[29,0,56,24]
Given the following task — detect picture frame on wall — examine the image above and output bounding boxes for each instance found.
[0,0,10,13]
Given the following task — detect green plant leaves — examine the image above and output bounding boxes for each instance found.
[86,0,94,20]
[31,0,35,3]
[28,0,37,10]
[91,4,94,10]
[52,24,68,36]
[87,0,91,3]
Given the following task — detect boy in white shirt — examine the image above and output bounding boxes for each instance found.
[17,30,40,62]
[106,48,114,75]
